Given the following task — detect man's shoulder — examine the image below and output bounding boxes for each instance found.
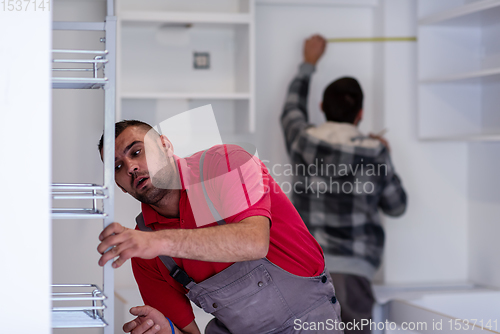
[203,144,258,166]
[291,125,386,162]
[185,144,261,178]
[206,144,254,157]
[305,122,380,150]
[187,144,249,158]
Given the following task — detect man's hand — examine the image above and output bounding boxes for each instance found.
[97,222,160,268]
[123,305,179,334]
[304,34,327,66]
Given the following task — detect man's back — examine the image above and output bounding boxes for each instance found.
[286,118,406,279]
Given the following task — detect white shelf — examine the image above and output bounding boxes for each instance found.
[52,183,107,199]
[52,284,108,328]
[121,92,251,100]
[417,0,500,142]
[52,49,108,89]
[52,78,107,89]
[52,209,108,219]
[52,311,107,328]
[419,0,500,26]
[256,0,378,5]
[120,11,251,25]
[420,67,500,83]
[51,183,109,219]
[419,134,500,142]
[118,0,251,14]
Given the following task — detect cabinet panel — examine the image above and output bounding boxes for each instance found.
[419,83,481,138]
[119,0,250,14]
[418,0,500,140]
[117,0,255,132]
[121,24,249,95]
[418,26,481,79]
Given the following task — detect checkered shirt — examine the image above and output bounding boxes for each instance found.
[280,63,407,277]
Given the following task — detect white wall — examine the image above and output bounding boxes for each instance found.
[0,7,52,334]
[376,0,469,284]
[468,142,500,289]
[255,2,378,186]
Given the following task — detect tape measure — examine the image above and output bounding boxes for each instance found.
[328,37,417,43]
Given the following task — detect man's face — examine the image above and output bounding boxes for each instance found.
[113,126,177,205]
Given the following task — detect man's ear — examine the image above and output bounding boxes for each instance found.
[320,102,324,113]
[354,109,363,125]
[160,135,174,157]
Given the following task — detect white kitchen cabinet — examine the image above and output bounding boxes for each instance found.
[50,1,116,331]
[117,0,255,132]
[418,0,500,141]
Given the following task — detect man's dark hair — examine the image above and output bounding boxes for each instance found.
[98,119,155,154]
[322,77,363,124]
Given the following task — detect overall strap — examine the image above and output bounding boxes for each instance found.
[135,213,195,289]
[199,149,226,226]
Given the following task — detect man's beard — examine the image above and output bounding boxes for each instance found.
[135,186,170,206]
[133,165,180,205]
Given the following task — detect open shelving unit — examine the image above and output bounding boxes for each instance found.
[417,0,500,141]
[418,0,500,25]
[117,0,255,132]
[419,67,500,84]
[51,1,116,331]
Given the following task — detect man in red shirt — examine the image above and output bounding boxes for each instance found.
[97,120,342,334]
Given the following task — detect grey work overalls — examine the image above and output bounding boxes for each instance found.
[136,151,343,334]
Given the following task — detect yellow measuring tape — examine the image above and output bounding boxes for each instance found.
[328,37,417,43]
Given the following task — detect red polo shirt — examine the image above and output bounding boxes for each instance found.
[131,145,324,329]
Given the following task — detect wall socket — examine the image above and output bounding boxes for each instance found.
[193,52,210,69]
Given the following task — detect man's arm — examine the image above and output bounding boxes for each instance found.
[97,215,270,268]
[281,34,326,153]
[378,151,407,217]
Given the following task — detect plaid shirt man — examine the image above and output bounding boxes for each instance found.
[281,62,407,280]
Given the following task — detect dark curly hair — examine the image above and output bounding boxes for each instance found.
[322,77,363,124]
[98,119,156,154]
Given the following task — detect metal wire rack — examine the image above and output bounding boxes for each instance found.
[51,183,108,219]
[52,284,108,328]
[52,49,109,89]
[51,4,117,332]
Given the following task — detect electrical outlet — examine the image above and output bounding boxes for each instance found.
[193,52,210,69]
